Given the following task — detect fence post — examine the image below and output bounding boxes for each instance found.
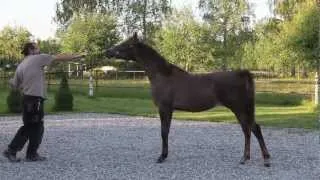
[68,63,71,77]
[47,72,50,90]
[95,70,98,87]
[89,71,94,97]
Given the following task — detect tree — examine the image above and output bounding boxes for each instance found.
[266,0,310,76]
[241,0,318,78]
[241,18,284,71]
[199,0,249,71]
[242,31,290,74]
[0,26,32,69]
[265,0,308,21]
[154,8,213,72]
[58,12,119,68]
[54,74,73,111]
[38,39,61,54]
[55,0,171,40]
[281,0,319,74]
[118,0,171,41]
[7,89,22,113]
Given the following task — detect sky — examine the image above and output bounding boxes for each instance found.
[0,0,271,40]
[0,0,58,39]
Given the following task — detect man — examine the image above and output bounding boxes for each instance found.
[3,42,85,162]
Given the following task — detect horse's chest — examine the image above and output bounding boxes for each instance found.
[150,83,173,106]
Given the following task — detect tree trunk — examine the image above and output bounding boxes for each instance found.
[290,66,296,77]
[142,0,148,40]
[222,18,228,71]
[302,67,308,78]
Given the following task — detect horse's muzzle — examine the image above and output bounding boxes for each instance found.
[105,49,114,58]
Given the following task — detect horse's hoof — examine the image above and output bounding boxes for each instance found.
[239,156,249,165]
[157,157,165,163]
[264,159,271,167]
[156,155,167,163]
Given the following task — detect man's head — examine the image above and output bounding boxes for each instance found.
[21,42,40,56]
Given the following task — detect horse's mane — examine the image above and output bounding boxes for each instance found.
[136,42,187,75]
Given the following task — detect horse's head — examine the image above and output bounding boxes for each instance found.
[106,32,140,61]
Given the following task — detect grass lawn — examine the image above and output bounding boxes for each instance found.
[0,81,318,130]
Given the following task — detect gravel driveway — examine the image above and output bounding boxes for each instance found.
[0,113,319,180]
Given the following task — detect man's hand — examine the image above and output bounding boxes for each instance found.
[8,78,19,90]
[73,52,87,60]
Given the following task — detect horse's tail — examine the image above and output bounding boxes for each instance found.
[238,70,255,123]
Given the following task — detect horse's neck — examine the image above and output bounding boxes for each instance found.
[135,56,157,79]
[135,45,172,78]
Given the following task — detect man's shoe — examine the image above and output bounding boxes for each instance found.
[26,154,47,162]
[3,149,21,162]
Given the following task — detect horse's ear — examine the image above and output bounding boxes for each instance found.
[132,32,144,43]
[133,32,138,41]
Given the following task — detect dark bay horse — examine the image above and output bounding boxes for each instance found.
[105,33,271,167]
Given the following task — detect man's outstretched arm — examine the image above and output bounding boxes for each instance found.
[53,53,86,62]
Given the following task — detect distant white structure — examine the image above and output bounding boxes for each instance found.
[98,66,117,73]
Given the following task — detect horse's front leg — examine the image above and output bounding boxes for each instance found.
[157,106,173,163]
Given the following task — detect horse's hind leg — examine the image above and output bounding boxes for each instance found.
[240,120,251,165]
[157,106,173,163]
[251,123,271,167]
[234,112,252,165]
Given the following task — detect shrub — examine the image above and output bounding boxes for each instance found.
[7,89,22,113]
[53,74,73,111]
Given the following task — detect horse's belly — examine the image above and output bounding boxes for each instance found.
[174,105,216,112]
[173,95,217,112]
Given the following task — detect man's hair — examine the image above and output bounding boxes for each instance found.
[21,42,35,56]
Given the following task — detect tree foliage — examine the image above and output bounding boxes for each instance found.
[58,12,119,67]
[38,39,61,54]
[241,0,319,77]
[0,26,32,69]
[55,0,171,40]
[154,8,213,72]
[199,0,250,71]
[1,0,319,78]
